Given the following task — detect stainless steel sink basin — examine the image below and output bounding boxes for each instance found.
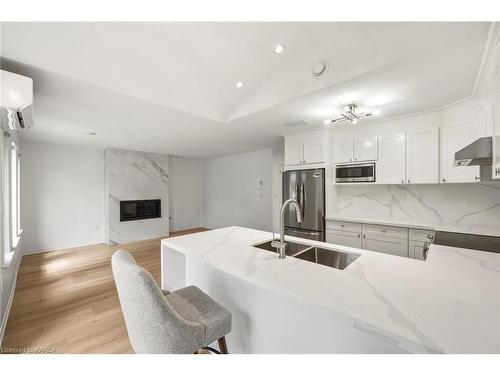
[252,240,360,270]
[294,246,360,270]
[252,240,312,257]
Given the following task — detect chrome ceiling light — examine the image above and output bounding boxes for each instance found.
[327,104,372,125]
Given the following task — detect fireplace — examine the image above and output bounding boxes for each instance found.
[120,199,161,222]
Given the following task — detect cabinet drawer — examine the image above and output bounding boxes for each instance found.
[326,229,362,248]
[326,220,362,233]
[362,235,409,257]
[409,228,435,242]
[362,224,408,240]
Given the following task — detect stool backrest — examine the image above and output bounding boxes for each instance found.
[111,250,203,353]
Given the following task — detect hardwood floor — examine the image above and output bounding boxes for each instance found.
[1,228,208,354]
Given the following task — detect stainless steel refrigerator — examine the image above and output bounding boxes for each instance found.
[282,168,325,241]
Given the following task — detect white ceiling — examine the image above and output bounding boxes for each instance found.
[0,22,491,158]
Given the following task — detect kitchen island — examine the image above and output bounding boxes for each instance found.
[161,226,500,354]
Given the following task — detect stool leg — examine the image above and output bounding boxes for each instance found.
[218,337,228,354]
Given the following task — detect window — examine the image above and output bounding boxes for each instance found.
[10,142,21,248]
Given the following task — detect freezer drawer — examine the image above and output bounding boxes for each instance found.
[284,227,324,242]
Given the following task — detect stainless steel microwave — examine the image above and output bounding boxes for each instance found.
[335,163,376,183]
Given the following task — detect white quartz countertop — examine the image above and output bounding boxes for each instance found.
[161,226,500,353]
[326,215,500,237]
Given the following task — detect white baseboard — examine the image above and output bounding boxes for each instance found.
[0,255,21,346]
[22,242,104,256]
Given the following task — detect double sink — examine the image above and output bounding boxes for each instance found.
[253,240,360,270]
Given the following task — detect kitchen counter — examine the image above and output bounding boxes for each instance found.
[161,226,500,353]
[326,215,500,237]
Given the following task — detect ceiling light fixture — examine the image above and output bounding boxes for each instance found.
[235,81,244,88]
[373,109,382,116]
[274,44,284,54]
[326,104,372,125]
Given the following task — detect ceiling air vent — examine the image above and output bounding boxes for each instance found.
[312,61,328,77]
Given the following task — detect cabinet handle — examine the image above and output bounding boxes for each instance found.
[407,179,410,183]
[442,178,446,183]
[496,167,500,176]
[401,179,404,184]
[357,234,360,238]
[363,234,366,239]
[381,229,386,233]
[475,176,480,181]
[350,158,353,162]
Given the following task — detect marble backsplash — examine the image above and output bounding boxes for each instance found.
[327,182,500,234]
[104,148,170,245]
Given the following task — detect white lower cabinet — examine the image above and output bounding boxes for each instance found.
[326,229,362,248]
[325,220,412,258]
[408,241,428,260]
[362,234,408,257]
[408,229,434,260]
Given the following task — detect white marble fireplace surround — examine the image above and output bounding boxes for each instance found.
[104,148,170,245]
[327,182,500,236]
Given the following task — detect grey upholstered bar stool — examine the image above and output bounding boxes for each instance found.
[112,250,231,354]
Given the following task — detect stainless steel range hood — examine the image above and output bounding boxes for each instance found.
[454,137,492,166]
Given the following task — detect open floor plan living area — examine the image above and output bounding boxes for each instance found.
[1,7,500,369]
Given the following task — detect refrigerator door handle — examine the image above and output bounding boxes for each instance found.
[300,181,306,216]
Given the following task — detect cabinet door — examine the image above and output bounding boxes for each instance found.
[284,137,304,166]
[441,121,479,183]
[377,134,406,184]
[326,229,362,248]
[353,136,378,162]
[409,241,428,260]
[493,68,500,179]
[362,235,409,257]
[332,138,354,163]
[406,128,439,184]
[303,139,325,164]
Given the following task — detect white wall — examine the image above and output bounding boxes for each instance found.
[202,148,274,231]
[169,156,203,232]
[20,140,104,253]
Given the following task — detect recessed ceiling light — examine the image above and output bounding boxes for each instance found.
[235,81,244,88]
[351,118,358,124]
[373,109,382,116]
[274,44,284,54]
[323,119,331,125]
[84,130,97,136]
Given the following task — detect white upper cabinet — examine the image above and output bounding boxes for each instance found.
[332,133,377,163]
[284,130,326,166]
[284,136,304,166]
[406,127,439,184]
[353,136,378,162]
[332,137,354,163]
[377,133,406,184]
[494,68,500,179]
[441,121,480,183]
